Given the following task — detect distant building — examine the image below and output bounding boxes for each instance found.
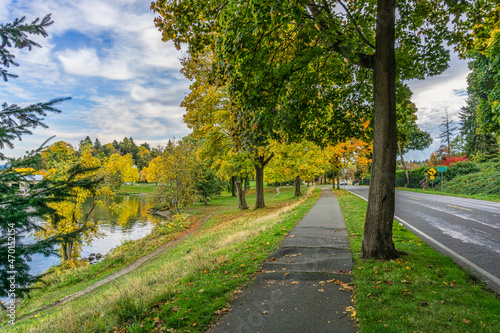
[9,174,44,194]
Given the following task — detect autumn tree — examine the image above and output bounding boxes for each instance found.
[324,139,372,189]
[180,51,272,209]
[38,144,106,263]
[0,14,100,297]
[152,0,479,259]
[148,139,198,214]
[266,141,326,196]
[103,153,139,190]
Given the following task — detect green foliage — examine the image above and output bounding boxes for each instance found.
[444,162,500,196]
[446,161,481,179]
[195,169,225,204]
[465,5,500,136]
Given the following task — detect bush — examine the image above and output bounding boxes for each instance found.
[445,161,480,180]
[445,172,500,196]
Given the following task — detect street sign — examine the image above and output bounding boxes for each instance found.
[437,166,447,172]
[427,168,436,176]
[430,176,435,180]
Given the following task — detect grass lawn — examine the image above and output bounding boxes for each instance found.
[336,189,500,333]
[3,186,320,332]
[115,182,157,195]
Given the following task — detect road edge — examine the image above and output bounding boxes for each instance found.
[346,189,500,295]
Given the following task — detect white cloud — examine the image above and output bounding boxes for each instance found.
[404,55,470,161]
[57,48,135,80]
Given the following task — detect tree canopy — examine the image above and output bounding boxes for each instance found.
[152,0,478,259]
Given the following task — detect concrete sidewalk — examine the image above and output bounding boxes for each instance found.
[210,188,356,333]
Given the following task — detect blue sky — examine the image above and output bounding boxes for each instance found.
[2,0,470,161]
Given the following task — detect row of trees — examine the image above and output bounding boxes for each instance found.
[151,0,487,259]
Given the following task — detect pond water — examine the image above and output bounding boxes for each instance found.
[27,195,166,275]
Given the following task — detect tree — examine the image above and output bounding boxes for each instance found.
[324,139,372,189]
[466,4,500,137]
[181,51,272,209]
[195,168,225,204]
[266,141,326,196]
[459,94,499,160]
[38,145,105,263]
[104,153,139,190]
[1,14,100,298]
[396,92,432,186]
[438,110,458,156]
[148,139,198,214]
[153,0,475,259]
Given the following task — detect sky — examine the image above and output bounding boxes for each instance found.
[2,1,470,161]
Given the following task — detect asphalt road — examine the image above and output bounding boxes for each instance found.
[344,185,500,294]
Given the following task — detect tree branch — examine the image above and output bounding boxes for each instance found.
[337,0,375,49]
[306,0,374,69]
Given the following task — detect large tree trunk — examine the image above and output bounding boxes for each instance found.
[253,153,274,209]
[294,175,301,197]
[361,0,398,260]
[235,181,249,210]
[398,141,410,187]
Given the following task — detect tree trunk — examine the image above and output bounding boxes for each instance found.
[231,176,237,197]
[361,0,398,260]
[235,181,249,210]
[294,175,302,197]
[254,163,265,208]
[253,153,274,209]
[398,141,410,187]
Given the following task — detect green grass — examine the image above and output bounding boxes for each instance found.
[115,182,157,195]
[396,186,500,202]
[3,186,320,332]
[336,189,500,333]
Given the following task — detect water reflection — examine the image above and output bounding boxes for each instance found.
[30,195,165,275]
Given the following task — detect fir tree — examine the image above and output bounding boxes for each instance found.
[438,110,458,156]
[0,14,101,300]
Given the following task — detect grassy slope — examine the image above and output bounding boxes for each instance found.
[6,186,320,332]
[336,189,500,333]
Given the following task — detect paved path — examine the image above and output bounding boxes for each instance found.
[210,188,356,333]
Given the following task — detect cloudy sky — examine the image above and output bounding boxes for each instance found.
[2,1,469,161]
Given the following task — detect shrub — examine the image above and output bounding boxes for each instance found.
[445,161,480,180]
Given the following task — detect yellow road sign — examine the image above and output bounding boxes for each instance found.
[430,175,435,180]
[428,168,436,176]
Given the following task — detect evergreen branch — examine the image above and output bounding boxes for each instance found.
[0,14,53,81]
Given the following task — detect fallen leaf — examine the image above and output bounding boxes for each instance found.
[463,319,470,324]
[262,311,268,315]
[345,306,356,317]
[289,235,295,238]
[291,281,299,285]
[318,289,324,292]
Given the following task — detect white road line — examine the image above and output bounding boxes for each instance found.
[346,189,500,294]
